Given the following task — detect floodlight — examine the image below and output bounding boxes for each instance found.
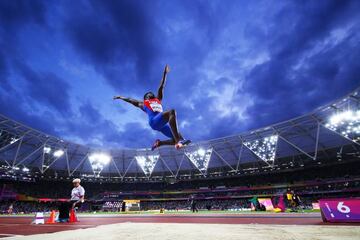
[53,149,64,158]
[44,146,51,154]
[197,148,205,156]
[135,155,159,176]
[89,153,111,165]
[244,135,278,162]
[88,152,112,176]
[325,110,360,142]
[185,148,213,172]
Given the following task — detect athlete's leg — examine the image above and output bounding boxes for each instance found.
[158,134,184,145]
[152,136,190,150]
[162,109,181,143]
[150,112,190,150]
[152,124,176,150]
[156,134,189,150]
[158,139,175,146]
[159,120,190,149]
[155,136,186,147]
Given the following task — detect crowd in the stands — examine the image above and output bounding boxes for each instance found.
[0,161,358,214]
[0,200,56,214]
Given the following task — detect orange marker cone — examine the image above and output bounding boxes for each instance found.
[46,210,56,224]
[69,209,78,223]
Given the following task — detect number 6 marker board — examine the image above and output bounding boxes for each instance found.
[319,198,360,223]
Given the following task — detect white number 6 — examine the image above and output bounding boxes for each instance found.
[337,202,350,214]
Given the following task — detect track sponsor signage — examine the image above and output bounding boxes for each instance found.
[319,198,360,222]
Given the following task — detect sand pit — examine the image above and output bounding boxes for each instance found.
[4,222,360,240]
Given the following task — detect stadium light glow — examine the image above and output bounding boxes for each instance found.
[88,152,111,177]
[197,148,206,156]
[325,110,360,142]
[43,146,51,154]
[244,135,278,163]
[135,155,159,177]
[185,148,213,173]
[10,137,19,144]
[22,167,29,172]
[53,149,64,158]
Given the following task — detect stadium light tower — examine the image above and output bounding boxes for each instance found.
[135,155,159,177]
[185,147,213,174]
[325,110,360,143]
[88,152,111,177]
[244,135,278,164]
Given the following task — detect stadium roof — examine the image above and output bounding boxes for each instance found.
[0,87,359,181]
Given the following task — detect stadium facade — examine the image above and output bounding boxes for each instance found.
[0,87,359,182]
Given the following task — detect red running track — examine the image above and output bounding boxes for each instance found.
[0,213,355,238]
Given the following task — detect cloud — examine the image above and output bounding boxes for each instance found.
[0,91,57,136]
[61,101,155,148]
[0,0,46,30]
[64,0,162,92]
[116,122,155,148]
[0,0,359,148]
[242,0,360,128]
[0,0,49,91]
[61,102,120,146]
[15,61,72,116]
[0,50,12,92]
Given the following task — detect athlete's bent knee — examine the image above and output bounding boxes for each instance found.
[170,109,176,116]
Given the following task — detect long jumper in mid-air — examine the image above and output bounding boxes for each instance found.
[113,65,191,150]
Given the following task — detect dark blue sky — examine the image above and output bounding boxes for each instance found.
[0,0,359,148]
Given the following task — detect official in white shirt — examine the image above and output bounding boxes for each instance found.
[71,178,85,209]
[58,178,85,222]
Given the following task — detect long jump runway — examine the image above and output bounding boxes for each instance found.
[0,213,356,238]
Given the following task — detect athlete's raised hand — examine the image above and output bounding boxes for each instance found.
[164,64,170,74]
[158,65,169,101]
[113,96,122,100]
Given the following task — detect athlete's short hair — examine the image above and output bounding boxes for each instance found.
[144,91,155,100]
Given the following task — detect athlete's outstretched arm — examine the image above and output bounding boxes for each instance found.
[113,96,143,109]
[157,64,170,101]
